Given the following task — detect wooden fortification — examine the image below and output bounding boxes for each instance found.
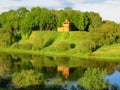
[58,19,71,32]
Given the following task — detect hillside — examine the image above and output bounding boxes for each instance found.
[13,31,90,57]
[93,43,120,60]
[17,31,120,60]
[19,31,89,50]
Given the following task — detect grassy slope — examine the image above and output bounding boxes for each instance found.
[28,31,120,60]
[14,31,90,57]
[1,31,120,60]
[93,43,120,60]
[29,31,88,46]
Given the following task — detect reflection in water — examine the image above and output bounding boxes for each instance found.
[57,66,69,79]
[0,53,120,89]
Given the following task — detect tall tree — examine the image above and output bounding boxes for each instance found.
[57,10,68,27]
[0,10,19,31]
[88,12,102,31]
[78,12,89,31]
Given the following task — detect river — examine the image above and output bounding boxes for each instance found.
[0,53,120,90]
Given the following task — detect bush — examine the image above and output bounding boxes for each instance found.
[30,37,44,50]
[12,70,45,88]
[55,41,70,51]
[78,40,96,53]
[0,31,11,47]
[11,43,32,50]
[78,68,108,90]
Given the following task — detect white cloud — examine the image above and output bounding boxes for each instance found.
[0,0,63,12]
[0,0,120,23]
[66,0,83,4]
[72,0,120,23]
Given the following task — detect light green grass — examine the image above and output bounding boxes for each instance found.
[1,31,120,60]
[93,43,120,60]
[28,31,89,48]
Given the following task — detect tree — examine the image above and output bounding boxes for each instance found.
[88,12,102,31]
[0,30,12,47]
[78,12,89,31]
[20,7,41,37]
[64,7,72,11]
[17,7,29,30]
[12,70,45,88]
[57,10,68,27]
[0,10,19,31]
[67,10,81,30]
[17,7,29,19]
[39,10,57,30]
[78,68,108,90]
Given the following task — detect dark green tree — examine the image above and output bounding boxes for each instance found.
[57,10,68,27]
[88,12,102,31]
[20,7,41,37]
[0,10,19,31]
[78,12,90,31]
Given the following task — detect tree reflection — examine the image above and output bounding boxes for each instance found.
[78,68,108,90]
[0,53,12,79]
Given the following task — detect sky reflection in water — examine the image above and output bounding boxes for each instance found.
[106,70,120,86]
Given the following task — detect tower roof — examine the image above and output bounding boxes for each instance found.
[63,19,70,24]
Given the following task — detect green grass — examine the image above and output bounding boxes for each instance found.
[1,31,120,60]
[93,43,120,60]
[28,31,89,48]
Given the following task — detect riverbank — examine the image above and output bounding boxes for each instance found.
[0,46,120,61]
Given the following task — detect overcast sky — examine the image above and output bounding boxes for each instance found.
[0,0,120,23]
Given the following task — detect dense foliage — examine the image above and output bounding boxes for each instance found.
[0,6,120,53]
[12,70,45,88]
[78,68,108,90]
[0,7,102,36]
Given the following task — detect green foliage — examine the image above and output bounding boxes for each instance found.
[78,12,89,31]
[0,10,19,31]
[12,43,32,50]
[0,6,120,55]
[78,68,108,90]
[57,10,68,27]
[0,31,11,47]
[78,40,96,53]
[17,7,29,19]
[0,53,11,78]
[88,12,102,31]
[90,20,118,46]
[29,35,44,50]
[12,70,45,88]
[55,41,70,51]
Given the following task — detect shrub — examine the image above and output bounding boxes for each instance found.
[55,41,70,51]
[0,31,11,47]
[30,37,44,50]
[11,43,32,50]
[44,38,54,48]
[12,70,45,88]
[78,68,108,90]
[78,40,96,53]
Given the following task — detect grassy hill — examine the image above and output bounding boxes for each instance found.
[19,31,89,50]
[15,31,90,57]
[93,43,120,60]
[31,31,88,45]
[1,31,120,60]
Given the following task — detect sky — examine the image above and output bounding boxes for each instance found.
[0,0,120,23]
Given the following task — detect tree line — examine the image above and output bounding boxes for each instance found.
[0,6,120,48]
